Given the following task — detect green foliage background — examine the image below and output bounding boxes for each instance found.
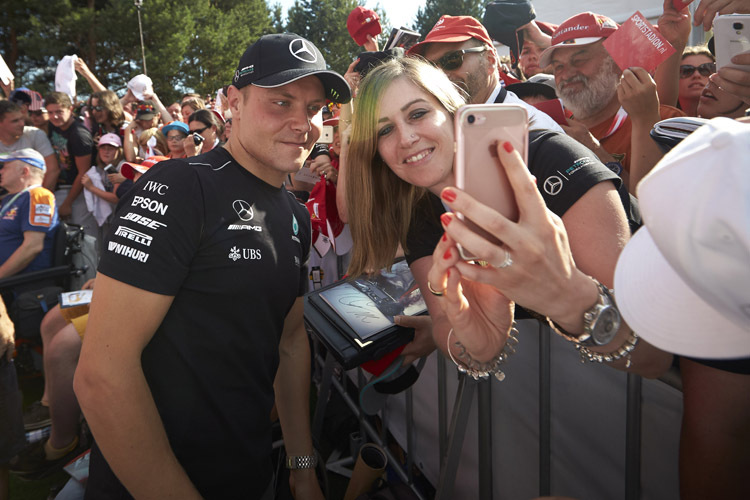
[413,0,486,37]
[0,0,488,104]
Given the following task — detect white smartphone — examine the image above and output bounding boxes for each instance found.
[714,15,750,72]
[318,125,334,144]
[454,104,528,261]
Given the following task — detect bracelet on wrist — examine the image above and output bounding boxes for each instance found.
[446,324,519,381]
[575,330,639,368]
[286,453,318,470]
[546,277,621,347]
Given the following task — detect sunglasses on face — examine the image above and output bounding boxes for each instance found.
[167,134,186,142]
[190,125,209,135]
[92,105,105,111]
[679,63,716,78]
[433,46,489,71]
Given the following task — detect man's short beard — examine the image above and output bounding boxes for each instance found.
[558,56,620,120]
[458,53,491,104]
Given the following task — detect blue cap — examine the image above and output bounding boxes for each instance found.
[161,121,189,135]
[0,148,47,172]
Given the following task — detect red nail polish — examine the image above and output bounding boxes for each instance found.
[502,141,513,153]
[441,189,456,202]
[440,213,452,226]
[442,233,448,242]
[443,249,452,260]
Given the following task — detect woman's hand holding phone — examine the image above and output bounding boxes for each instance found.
[429,141,595,358]
[712,52,750,102]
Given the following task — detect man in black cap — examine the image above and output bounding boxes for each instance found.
[74,33,350,499]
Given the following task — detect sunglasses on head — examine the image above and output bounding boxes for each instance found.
[679,62,716,78]
[433,46,489,71]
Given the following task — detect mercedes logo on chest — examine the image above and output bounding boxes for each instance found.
[233,200,254,221]
[289,39,317,63]
[543,176,563,196]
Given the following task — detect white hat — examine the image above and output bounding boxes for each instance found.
[614,117,750,359]
[127,74,153,101]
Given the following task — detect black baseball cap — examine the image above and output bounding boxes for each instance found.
[233,33,352,104]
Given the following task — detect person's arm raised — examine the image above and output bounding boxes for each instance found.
[74,59,106,93]
[654,0,692,107]
[618,67,667,191]
[694,0,750,31]
[123,121,138,162]
[144,92,173,125]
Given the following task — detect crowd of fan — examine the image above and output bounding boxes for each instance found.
[0,0,748,499]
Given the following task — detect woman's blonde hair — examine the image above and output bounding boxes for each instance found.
[139,128,168,157]
[346,57,465,277]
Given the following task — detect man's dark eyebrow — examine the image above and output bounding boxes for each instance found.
[377,99,429,123]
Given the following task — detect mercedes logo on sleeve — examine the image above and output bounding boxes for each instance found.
[543,176,563,196]
[289,39,318,63]
[233,200,254,221]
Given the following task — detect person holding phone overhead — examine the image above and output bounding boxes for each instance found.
[345,56,671,377]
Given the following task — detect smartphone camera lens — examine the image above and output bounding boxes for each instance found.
[734,22,744,30]
[467,114,475,124]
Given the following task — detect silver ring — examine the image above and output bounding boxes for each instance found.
[493,248,513,269]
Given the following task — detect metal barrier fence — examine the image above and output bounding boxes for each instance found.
[312,321,683,499]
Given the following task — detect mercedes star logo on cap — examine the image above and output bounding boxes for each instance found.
[289,39,318,63]
[233,199,254,221]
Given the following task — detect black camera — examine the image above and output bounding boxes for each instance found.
[733,22,744,30]
[104,164,117,174]
[192,133,205,146]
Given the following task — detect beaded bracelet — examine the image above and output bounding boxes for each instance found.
[575,330,639,368]
[446,325,519,381]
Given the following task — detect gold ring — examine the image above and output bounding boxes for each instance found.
[427,280,445,297]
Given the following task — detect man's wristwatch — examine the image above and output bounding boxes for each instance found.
[548,279,621,346]
[286,454,318,470]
